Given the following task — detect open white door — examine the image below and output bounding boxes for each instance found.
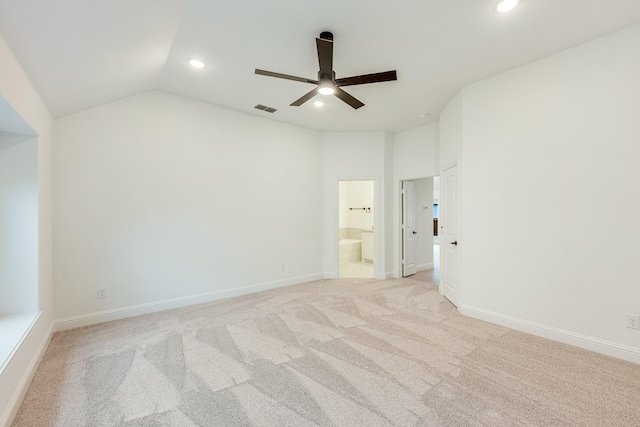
[441,164,458,306]
[402,181,417,277]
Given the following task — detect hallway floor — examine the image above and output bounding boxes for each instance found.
[340,244,440,282]
[339,261,374,278]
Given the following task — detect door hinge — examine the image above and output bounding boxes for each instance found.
[402,259,405,264]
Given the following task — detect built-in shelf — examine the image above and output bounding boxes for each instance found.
[0,312,40,375]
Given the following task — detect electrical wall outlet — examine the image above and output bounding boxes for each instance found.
[626,314,640,330]
[97,288,107,299]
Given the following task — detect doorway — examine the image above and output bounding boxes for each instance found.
[338,180,375,278]
[432,176,440,283]
[400,177,440,284]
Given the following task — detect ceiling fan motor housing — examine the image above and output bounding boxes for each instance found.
[319,31,333,41]
[319,71,336,81]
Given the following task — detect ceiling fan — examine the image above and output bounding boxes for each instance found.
[255,31,397,109]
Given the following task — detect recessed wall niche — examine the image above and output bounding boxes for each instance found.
[0,96,39,359]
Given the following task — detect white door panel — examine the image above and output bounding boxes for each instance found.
[441,165,458,306]
[402,181,417,277]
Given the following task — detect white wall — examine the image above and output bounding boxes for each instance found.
[0,133,38,315]
[323,132,393,278]
[0,34,53,427]
[445,23,640,362]
[439,92,463,169]
[383,132,394,276]
[53,91,324,324]
[393,123,439,180]
[338,181,348,228]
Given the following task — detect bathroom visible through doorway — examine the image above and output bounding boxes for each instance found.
[338,180,375,278]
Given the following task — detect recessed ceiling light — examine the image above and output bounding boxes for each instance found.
[318,81,335,95]
[189,59,206,69]
[314,101,324,107]
[495,0,520,13]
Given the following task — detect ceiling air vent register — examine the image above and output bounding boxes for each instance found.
[254,104,277,113]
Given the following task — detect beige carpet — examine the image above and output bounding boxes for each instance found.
[13,274,640,426]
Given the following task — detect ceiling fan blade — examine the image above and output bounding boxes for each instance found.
[316,38,333,78]
[336,70,397,87]
[290,88,319,106]
[255,69,318,85]
[334,87,364,109]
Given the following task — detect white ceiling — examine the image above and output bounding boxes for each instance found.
[1,0,639,132]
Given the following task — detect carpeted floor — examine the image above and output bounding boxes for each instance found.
[12,272,640,426]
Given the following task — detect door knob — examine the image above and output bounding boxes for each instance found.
[449,240,458,245]
[412,231,417,235]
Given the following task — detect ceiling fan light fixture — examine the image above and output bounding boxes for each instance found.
[255,32,397,109]
[318,81,335,95]
[314,101,324,107]
[189,59,206,68]
[495,0,520,13]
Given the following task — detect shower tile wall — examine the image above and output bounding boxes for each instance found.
[339,228,349,240]
[339,228,368,240]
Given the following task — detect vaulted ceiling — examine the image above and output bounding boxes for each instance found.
[1,0,639,132]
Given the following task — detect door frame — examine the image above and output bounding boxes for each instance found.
[394,174,438,278]
[335,177,381,279]
[439,160,461,306]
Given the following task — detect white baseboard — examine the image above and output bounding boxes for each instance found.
[417,262,434,271]
[53,273,325,332]
[459,304,640,364]
[0,315,52,427]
